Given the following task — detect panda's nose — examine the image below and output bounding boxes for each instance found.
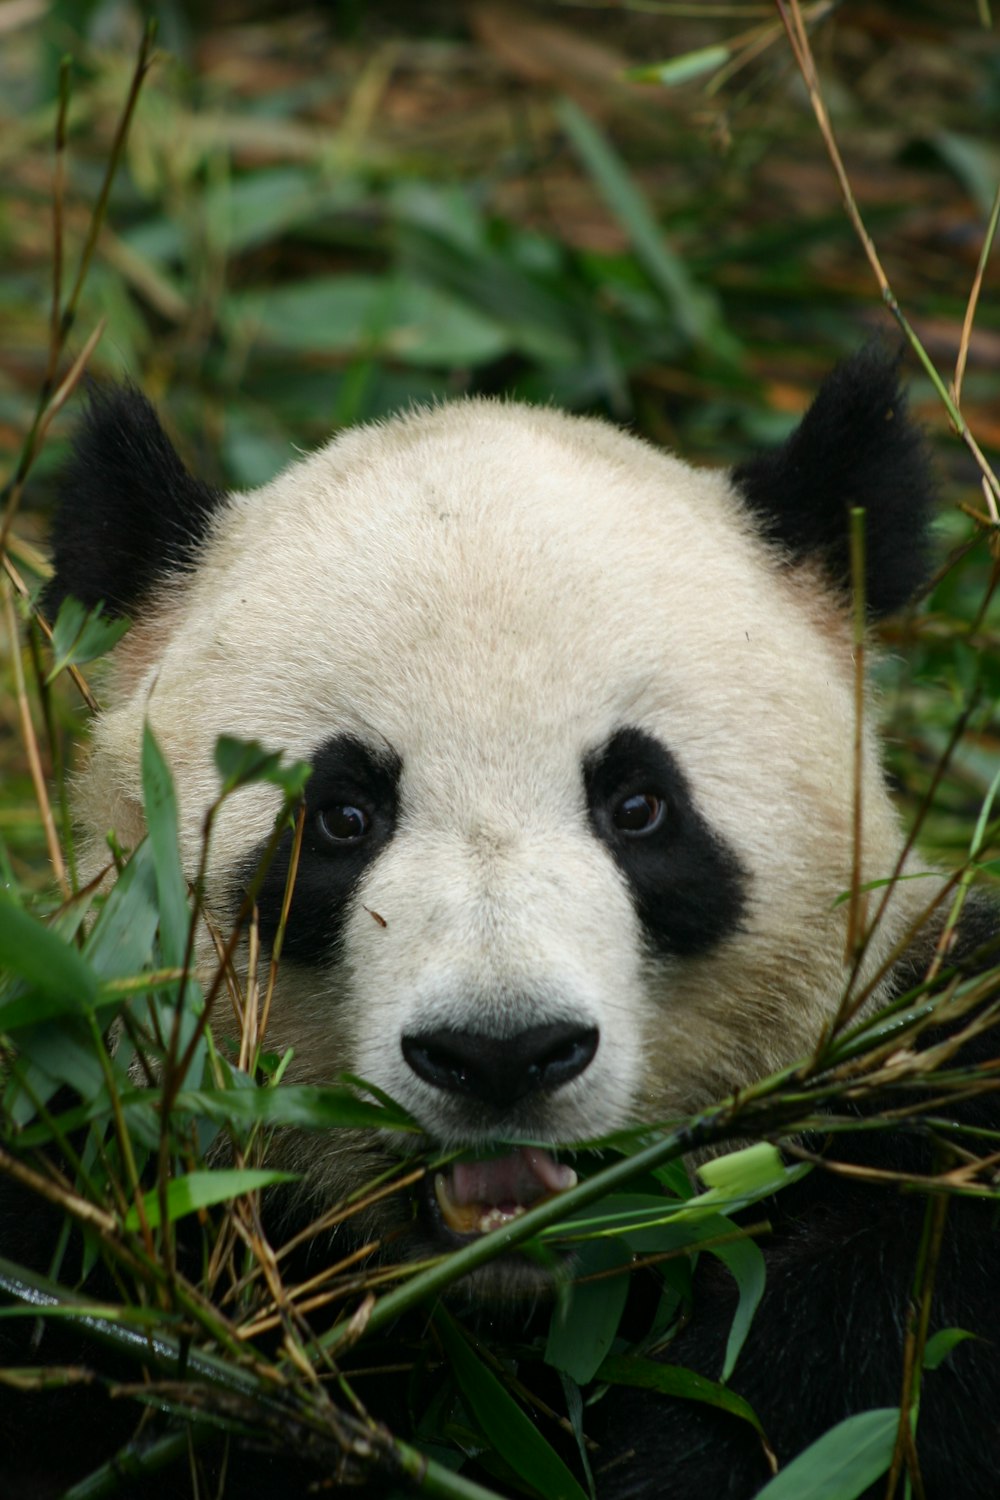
[401,1023,599,1111]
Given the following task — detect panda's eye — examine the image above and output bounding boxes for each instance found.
[316,804,371,845]
[612,792,665,836]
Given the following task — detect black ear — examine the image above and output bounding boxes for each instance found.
[731,347,936,618]
[44,383,222,620]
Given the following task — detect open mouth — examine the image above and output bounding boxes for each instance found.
[431,1146,578,1238]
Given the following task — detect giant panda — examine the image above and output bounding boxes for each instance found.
[4,347,998,1498]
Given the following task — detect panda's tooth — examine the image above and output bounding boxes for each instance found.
[434,1156,578,1237]
[521,1147,578,1193]
[434,1172,482,1235]
[554,1164,578,1191]
[478,1204,526,1234]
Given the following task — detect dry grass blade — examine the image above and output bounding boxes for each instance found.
[953,184,1000,410]
[2,551,100,710]
[45,58,70,394]
[2,584,68,895]
[776,0,1000,509]
[0,1144,117,1236]
[0,318,106,556]
[258,801,307,1057]
[0,21,155,546]
[845,507,867,965]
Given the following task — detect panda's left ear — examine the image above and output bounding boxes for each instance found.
[44,382,222,621]
[731,347,936,618]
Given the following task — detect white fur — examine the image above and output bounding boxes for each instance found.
[79,399,929,1197]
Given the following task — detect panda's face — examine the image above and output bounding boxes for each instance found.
[66,372,930,1281]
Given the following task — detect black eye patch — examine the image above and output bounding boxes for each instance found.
[584,728,748,958]
[239,735,401,966]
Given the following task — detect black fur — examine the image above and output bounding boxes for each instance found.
[44,383,222,619]
[3,910,996,1499]
[244,734,402,965]
[732,347,935,617]
[585,728,748,957]
[592,898,1000,1499]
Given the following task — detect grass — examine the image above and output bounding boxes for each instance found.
[0,4,999,1498]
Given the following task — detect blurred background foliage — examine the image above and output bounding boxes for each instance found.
[1,0,999,890]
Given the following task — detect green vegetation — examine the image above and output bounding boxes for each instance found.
[0,5,998,1498]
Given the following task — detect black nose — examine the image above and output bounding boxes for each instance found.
[401,1023,599,1111]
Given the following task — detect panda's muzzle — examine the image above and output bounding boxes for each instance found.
[401,1022,599,1111]
[401,1023,595,1240]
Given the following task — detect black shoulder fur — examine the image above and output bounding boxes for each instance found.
[593,897,1000,1500]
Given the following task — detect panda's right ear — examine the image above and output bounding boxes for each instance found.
[44,383,222,621]
[731,347,936,618]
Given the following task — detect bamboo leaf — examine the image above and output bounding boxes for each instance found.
[214,734,312,802]
[753,1408,898,1500]
[83,836,160,980]
[627,46,731,88]
[544,1237,632,1384]
[598,1353,767,1437]
[125,1168,299,1230]
[0,893,98,1014]
[140,724,189,970]
[173,1084,420,1132]
[554,96,737,360]
[436,1310,590,1500]
[923,1326,978,1370]
[46,595,130,681]
[229,276,511,366]
[710,1232,766,1383]
[15,1078,418,1145]
[698,1142,788,1197]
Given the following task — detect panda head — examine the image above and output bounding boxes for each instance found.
[48,348,936,1284]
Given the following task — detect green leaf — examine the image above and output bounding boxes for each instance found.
[124,1168,299,1230]
[221,411,294,488]
[710,1232,766,1383]
[547,1193,735,1257]
[651,1156,695,1198]
[686,1148,809,1219]
[436,1311,590,1500]
[15,1086,167,1149]
[83,837,161,980]
[340,1071,417,1115]
[5,1022,105,1113]
[697,1141,786,1196]
[395,227,581,366]
[214,735,311,801]
[46,596,130,681]
[0,893,99,1015]
[125,170,367,263]
[557,1372,595,1500]
[933,131,1000,217]
[173,1084,420,1132]
[598,1353,766,1437]
[923,1326,978,1371]
[627,45,731,88]
[554,96,737,360]
[140,724,189,970]
[544,1237,632,1384]
[968,764,1000,860]
[229,276,511,367]
[754,1408,899,1500]
[0,981,119,1033]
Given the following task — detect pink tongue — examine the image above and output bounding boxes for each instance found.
[450,1147,574,1208]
